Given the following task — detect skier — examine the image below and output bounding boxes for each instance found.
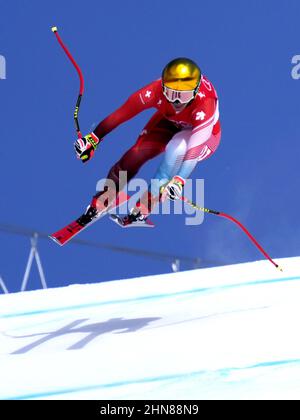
[74,57,221,227]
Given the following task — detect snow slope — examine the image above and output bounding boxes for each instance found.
[0,257,300,400]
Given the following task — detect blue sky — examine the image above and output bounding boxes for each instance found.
[1,0,299,292]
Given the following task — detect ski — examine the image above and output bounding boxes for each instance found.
[49,191,130,246]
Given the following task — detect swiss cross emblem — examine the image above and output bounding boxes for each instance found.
[198,92,206,99]
[195,111,206,121]
[145,90,152,98]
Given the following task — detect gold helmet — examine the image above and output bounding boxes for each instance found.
[162,57,201,91]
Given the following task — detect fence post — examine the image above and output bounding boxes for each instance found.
[21,233,47,291]
[0,276,9,294]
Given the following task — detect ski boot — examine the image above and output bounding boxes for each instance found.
[110,208,154,228]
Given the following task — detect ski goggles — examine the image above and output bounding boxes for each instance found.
[163,85,196,104]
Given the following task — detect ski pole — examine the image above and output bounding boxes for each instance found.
[181,195,283,272]
[51,26,84,138]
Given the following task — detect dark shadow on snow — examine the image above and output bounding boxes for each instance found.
[10,317,161,354]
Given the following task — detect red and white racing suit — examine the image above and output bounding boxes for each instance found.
[93,76,221,211]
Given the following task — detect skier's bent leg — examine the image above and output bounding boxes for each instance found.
[135,131,189,216]
[90,115,177,215]
[91,138,167,212]
[177,122,221,180]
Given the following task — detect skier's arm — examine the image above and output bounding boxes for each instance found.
[74,82,158,163]
[93,84,158,139]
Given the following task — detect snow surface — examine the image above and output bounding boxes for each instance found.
[0,257,300,400]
